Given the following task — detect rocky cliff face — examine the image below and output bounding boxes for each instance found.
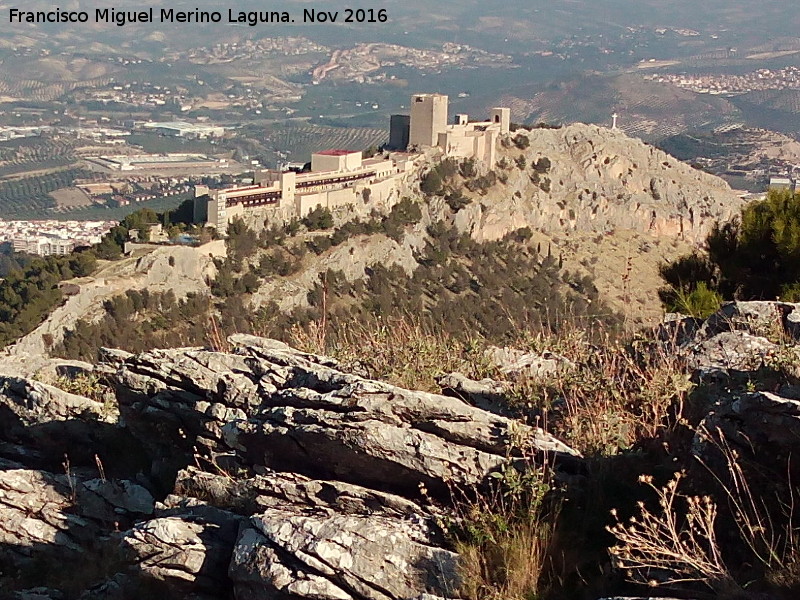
[4,126,749,359]
[250,125,747,326]
[454,124,745,244]
[1,301,799,599]
[426,124,745,323]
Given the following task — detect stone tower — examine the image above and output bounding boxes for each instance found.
[490,107,511,134]
[409,93,448,148]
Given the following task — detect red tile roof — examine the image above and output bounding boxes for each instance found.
[316,149,359,156]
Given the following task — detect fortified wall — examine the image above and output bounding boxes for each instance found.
[194,93,511,234]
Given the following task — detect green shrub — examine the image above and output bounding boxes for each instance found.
[446,191,472,212]
[421,170,443,195]
[659,189,800,305]
[664,282,722,318]
[532,157,551,174]
[306,235,333,254]
[513,134,530,149]
[302,206,334,231]
[459,158,477,179]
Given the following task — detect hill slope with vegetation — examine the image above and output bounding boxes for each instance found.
[3,124,747,360]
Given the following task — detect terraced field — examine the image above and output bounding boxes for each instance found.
[265,124,388,162]
[731,90,800,136]
[0,168,101,218]
[0,157,75,179]
[0,77,115,103]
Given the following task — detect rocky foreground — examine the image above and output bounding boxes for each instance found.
[1,303,800,599]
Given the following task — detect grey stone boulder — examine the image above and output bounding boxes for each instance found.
[79,478,155,521]
[120,511,240,595]
[0,352,94,381]
[164,468,457,600]
[110,335,579,495]
[0,464,156,545]
[169,467,431,522]
[692,391,800,509]
[657,313,702,345]
[696,301,800,342]
[0,376,109,425]
[0,465,94,556]
[695,391,800,458]
[685,330,779,375]
[484,345,574,379]
[437,372,510,413]
[230,509,460,600]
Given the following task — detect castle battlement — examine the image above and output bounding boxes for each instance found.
[194,93,510,234]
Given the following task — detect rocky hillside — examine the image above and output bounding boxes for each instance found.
[439,124,747,322]
[0,335,575,599]
[2,241,225,360]
[248,124,746,326]
[462,123,744,243]
[1,302,800,598]
[2,123,749,361]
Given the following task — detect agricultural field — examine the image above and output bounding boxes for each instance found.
[49,187,93,209]
[0,77,115,104]
[0,158,76,180]
[52,192,193,222]
[262,124,389,164]
[0,168,101,219]
[730,90,800,137]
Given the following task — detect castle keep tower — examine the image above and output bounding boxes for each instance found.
[409,93,448,148]
[490,107,511,134]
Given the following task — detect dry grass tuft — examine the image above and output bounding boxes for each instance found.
[291,314,692,456]
[291,315,492,392]
[609,434,800,597]
[441,459,562,600]
[607,471,741,595]
[500,322,692,456]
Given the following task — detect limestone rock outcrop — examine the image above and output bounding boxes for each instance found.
[5,241,226,359]
[0,335,580,599]
[459,124,745,245]
[111,334,578,496]
[675,301,800,376]
[2,307,800,598]
[484,345,574,380]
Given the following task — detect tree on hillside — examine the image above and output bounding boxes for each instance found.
[660,188,800,306]
[420,170,443,195]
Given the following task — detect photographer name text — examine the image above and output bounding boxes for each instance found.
[8,7,388,27]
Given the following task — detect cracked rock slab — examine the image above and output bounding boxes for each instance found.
[121,511,240,594]
[111,336,578,495]
[230,509,460,600]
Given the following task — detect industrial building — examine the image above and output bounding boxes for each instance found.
[141,121,225,138]
[88,153,228,172]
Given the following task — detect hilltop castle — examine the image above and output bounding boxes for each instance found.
[194,93,511,233]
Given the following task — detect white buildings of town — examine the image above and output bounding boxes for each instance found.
[0,220,116,256]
